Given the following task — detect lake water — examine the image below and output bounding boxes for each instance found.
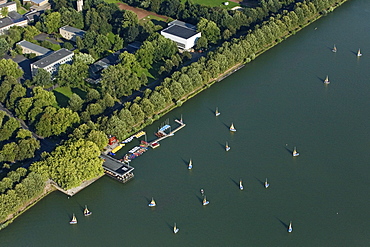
[1,0,370,246]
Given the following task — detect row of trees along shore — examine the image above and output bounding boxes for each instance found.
[0,0,349,226]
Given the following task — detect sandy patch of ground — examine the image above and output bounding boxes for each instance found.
[117,3,169,20]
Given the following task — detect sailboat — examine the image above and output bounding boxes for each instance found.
[264,178,269,188]
[148,197,156,207]
[324,75,330,84]
[69,214,77,224]
[225,142,230,151]
[239,179,244,190]
[292,147,300,157]
[332,44,337,53]
[173,223,179,234]
[200,188,204,196]
[229,123,236,132]
[357,49,362,57]
[84,205,92,216]
[202,195,210,206]
[288,221,293,233]
[188,159,193,170]
[215,107,220,116]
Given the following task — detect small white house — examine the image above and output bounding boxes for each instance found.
[161,21,201,50]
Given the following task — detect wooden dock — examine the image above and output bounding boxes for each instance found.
[149,118,186,146]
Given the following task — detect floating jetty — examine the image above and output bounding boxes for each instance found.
[149,118,186,147]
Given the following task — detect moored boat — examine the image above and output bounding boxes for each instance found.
[70,214,77,224]
[148,197,156,207]
[173,223,179,234]
[202,195,209,206]
[188,159,193,170]
[230,123,236,132]
[264,178,269,188]
[288,221,293,233]
[292,147,300,157]
[84,205,92,216]
[324,75,330,84]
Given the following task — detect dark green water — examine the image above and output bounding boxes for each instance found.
[2,1,370,246]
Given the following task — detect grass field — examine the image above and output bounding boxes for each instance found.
[53,87,87,107]
[103,0,120,3]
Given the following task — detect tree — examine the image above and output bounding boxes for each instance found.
[74,53,95,65]
[30,139,104,190]
[86,88,101,103]
[6,84,26,110]
[15,97,33,120]
[87,130,108,150]
[94,34,111,56]
[16,128,33,139]
[149,91,166,112]
[17,138,40,161]
[32,68,52,87]
[42,12,62,34]
[0,142,18,162]
[0,38,10,57]
[68,93,84,112]
[32,87,57,108]
[129,103,144,124]
[140,98,154,117]
[197,18,221,44]
[169,81,185,101]
[86,102,103,116]
[56,62,89,87]
[0,59,24,79]
[121,10,138,28]
[118,108,135,130]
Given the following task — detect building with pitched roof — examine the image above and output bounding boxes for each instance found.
[161,20,201,50]
[30,48,74,76]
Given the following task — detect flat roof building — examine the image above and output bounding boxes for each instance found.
[16,40,52,57]
[0,2,17,18]
[59,25,86,42]
[23,0,49,7]
[30,48,74,77]
[0,15,28,35]
[161,21,201,50]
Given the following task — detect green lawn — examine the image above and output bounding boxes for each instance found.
[53,87,87,107]
[103,0,120,3]
[53,87,73,107]
[17,7,27,15]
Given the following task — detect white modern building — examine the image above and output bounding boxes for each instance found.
[161,20,201,50]
[16,40,51,57]
[59,25,86,42]
[30,48,74,77]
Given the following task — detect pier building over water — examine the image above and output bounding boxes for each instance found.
[101,154,134,183]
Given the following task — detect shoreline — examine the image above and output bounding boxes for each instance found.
[0,0,349,230]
